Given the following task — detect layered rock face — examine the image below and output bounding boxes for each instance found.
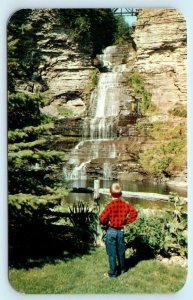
[18,9,187,118]
[133,8,187,114]
[15,9,187,185]
[17,9,94,118]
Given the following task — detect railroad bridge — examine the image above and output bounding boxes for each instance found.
[112,8,138,17]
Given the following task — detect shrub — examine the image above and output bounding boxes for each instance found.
[138,145,173,178]
[163,193,187,257]
[69,201,98,247]
[124,193,187,258]
[124,208,166,257]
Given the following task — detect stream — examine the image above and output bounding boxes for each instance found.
[63,179,187,210]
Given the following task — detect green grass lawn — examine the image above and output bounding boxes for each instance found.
[9,247,187,294]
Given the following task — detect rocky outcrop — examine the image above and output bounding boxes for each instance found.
[133,8,187,114]
[16,9,94,118]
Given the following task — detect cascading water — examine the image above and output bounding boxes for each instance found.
[88,73,121,140]
[63,45,129,186]
[103,162,112,179]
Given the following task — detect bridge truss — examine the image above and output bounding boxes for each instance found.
[112,8,137,17]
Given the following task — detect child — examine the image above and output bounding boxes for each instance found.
[99,182,138,278]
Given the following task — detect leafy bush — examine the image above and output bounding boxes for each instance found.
[139,145,173,177]
[125,193,187,258]
[124,208,166,257]
[163,193,187,257]
[147,121,186,140]
[69,201,98,247]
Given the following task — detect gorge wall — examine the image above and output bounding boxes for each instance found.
[16,9,94,118]
[131,8,187,186]
[133,8,187,115]
[15,9,187,186]
[18,8,187,119]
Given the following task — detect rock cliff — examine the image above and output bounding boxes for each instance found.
[130,8,187,186]
[14,9,187,186]
[133,8,187,114]
[16,9,94,118]
[17,8,187,118]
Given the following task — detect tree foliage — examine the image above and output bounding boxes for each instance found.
[8,92,46,129]
[9,199,98,267]
[7,9,41,91]
[113,15,133,44]
[8,10,66,197]
[59,9,117,56]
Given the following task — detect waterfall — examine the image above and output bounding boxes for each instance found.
[63,45,129,185]
[103,162,112,179]
[68,160,91,180]
[86,67,124,140]
[88,77,120,139]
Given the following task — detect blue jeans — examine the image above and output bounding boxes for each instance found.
[105,227,126,277]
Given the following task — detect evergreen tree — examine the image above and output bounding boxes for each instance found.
[8,10,65,197]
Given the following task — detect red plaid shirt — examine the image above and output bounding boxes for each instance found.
[99,198,138,229]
